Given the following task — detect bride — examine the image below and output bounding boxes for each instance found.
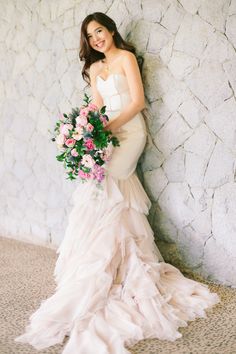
[15,12,220,354]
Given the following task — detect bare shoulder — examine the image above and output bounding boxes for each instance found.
[121,50,136,61]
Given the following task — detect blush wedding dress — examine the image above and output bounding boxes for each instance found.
[15,73,220,354]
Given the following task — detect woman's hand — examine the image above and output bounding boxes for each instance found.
[104,120,120,134]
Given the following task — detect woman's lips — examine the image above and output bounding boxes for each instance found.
[96,41,105,48]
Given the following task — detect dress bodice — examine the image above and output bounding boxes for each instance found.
[96,73,132,113]
[96,73,147,134]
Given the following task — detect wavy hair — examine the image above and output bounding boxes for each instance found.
[79,12,143,85]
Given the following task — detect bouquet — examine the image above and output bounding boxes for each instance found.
[51,93,119,184]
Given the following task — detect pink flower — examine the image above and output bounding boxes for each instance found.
[100,115,108,127]
[60,123,73,136]
[93,164,105,182]
[73,126,83,141]
[76,115,88,126]
[86,123,94,132]
[78,170,91,180]
[65,138,76,147]
[79,107,89,117]
[84,138,95,150]
[101,144,113,161]
[71,148,79,157]
[81,154,95,168]
[88,103,98,111]
[56,133,65,147]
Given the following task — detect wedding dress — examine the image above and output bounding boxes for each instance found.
[15,73,219,354]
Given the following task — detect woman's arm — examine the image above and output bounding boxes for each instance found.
[105,51,145,133]
[89,63,104,109]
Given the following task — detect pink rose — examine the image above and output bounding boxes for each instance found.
[86,123,94,132]
[84,138,95,150]
[81,154,95,168]
[93,164,105,182]
[88,103,98,111]
[65,138,76,147]
[101,144,113,162]
[79,107,89,117]
[71,148,79,157]
[78,170,91,180]
[60,123,73,136]
[56,133,65,147]
[73,126,83,141]
[76,115,88,126]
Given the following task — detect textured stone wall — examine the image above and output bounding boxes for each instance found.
[0,0,235,286]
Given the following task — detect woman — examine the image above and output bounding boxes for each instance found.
[15,12,219,354]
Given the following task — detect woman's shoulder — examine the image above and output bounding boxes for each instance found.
[120,49,136,60]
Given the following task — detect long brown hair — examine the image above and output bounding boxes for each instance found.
[79,12,143,85]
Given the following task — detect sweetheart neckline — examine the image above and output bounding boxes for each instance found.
[96,73,127,82]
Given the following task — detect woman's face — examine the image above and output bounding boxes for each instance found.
[86,20,115,53]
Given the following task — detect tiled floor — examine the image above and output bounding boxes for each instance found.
[1,236,235,354]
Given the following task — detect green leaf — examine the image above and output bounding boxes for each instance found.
[100,105,106,114]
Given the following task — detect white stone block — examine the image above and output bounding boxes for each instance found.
[153,208,178,243]
[202,236,236,285]
[43,81,64,112]
[162,83,191,113]
[184,123,216,157]
[149,99,172,136]
[39,0,51,24]
[37,105,51,136]
[35,51,51,73]
[107,1,129,28]
[56,56,69,78]
[204,98,236,152]
[203,141,235,188]
[191,207,212,236]
[178,97,207,129]
[12,52,32,78]
[229,0,236,14]
[36,29,53,50]
[63,8,74,29]
[212,183,236,251]
[143,55,177,102]
[163,147,185,182]
[198,0,230,32]
[168,51,199,80]
[159,39,174,65]
[202,31,236,64]
[174,13,214,58]
[63,27,80,50]
[143,168,168,201]
[185,60,232,110]
[185,152,208,187]
[57,0,74,17]
[158,182,196,228]
[178,226,205,267]
[129,20,152,53]
[46,208,65,228]
[178,0,200,14]
[154,112,192,156]
[161,2,185,34]
[147,23,172,54]
[141,138,165,172]
[223,57,236,95]
[13,160,32,181]
[142,0,169,22]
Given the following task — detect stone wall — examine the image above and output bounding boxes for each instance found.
[0,0,235,286]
